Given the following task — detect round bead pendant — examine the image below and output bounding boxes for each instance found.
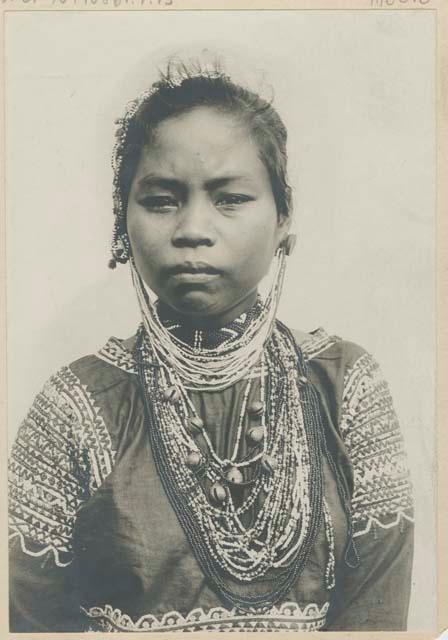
[261,454,278,474]
[298,376,308,386]
[225,466,243,485]
[248,400,264,416]
[185,451,202,469]
[189,416,204,434]
[162,385,180,403]
[247,426,265,444]
[210,482,226,503]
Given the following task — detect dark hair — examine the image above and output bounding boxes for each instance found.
[122,75,291,209]
[111,65,292,265]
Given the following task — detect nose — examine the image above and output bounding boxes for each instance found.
[171,196,216,248]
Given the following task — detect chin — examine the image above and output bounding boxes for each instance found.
[170,292,222,317]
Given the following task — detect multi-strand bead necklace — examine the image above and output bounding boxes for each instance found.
[108,62,357,609]
[131,249,351,610]
[130,252,286,392]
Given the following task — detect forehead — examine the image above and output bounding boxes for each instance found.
[134,106,269,185]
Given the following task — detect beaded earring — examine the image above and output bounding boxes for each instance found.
[108,234,130,269]
[108,61,233,270]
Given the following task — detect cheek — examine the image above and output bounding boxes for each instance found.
[127,213,163,260]
[247,211,280,253]
[233,221,278,277]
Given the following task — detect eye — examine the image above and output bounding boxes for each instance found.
[215,193,254,209]
[138,195,178,213]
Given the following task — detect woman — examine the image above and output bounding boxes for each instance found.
[8,54,414,632]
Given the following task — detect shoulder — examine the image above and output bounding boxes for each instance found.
[32,336,139,414]
[289,325,385,427]
[67,336,137,393]
[290,325,371,375]
[12,339,132,482]
[17,336,138,444]
[289,325,398,431]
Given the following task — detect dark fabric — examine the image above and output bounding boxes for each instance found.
[326,521,414,630]
[9,537,83,633]
[8,330,414,632]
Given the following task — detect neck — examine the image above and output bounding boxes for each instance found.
[157,290,259,330]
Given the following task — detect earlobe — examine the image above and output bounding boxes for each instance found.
[276,212,296,256]
[281,233,297,256]
[276,210,292,243]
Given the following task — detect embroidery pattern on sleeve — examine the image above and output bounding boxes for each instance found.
[8,367,116,566]
[339,353,413,537]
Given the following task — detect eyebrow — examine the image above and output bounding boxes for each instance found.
[136,175,183,193]
[136,173,256,193]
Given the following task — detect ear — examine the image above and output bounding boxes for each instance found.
[276,212,293,249]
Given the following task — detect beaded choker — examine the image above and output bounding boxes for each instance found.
[156,298,264,350]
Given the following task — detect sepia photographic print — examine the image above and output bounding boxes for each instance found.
[1,3,446,638]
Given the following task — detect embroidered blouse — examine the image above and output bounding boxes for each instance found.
[8,323,414,633]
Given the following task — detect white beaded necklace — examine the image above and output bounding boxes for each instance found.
[130,247,287,392]
[131,254,341,611]
[137,324,315,582]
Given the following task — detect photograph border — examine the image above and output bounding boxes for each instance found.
[0,1,446,639]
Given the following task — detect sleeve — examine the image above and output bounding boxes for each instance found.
[326,351,414,631]
[8,366,110,632]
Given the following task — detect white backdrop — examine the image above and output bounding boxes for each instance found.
[5,9,436,630]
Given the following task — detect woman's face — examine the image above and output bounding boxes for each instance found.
[127,106,290,326]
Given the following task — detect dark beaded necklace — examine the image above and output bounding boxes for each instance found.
[135,318,355,611]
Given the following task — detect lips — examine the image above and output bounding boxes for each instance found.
[165,262,222,285]
[167,262,222,276]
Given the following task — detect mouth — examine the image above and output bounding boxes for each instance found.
[166,262,222,284]
[168,262,222,275]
